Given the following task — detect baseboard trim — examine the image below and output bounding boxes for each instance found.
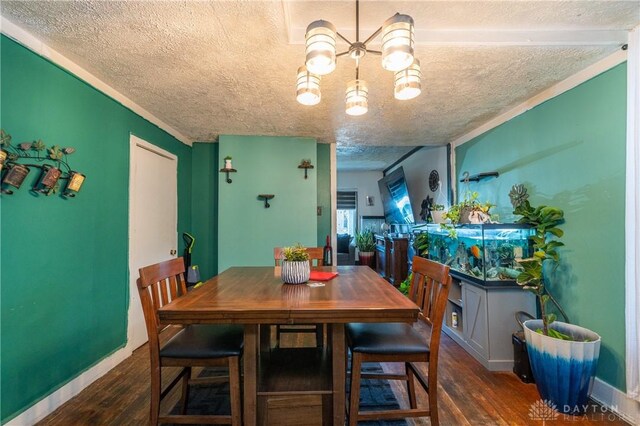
[591,377,640,425]
[5,346,132,425]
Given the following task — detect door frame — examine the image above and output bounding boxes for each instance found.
[127,133,178,352]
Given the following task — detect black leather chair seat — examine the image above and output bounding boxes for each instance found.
[346,322,429,355]
[160,324,244,359]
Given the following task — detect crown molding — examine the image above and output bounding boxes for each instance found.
[452,48,627,148]
[0,16,192,146]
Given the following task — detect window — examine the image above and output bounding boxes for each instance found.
[337,191,357,236]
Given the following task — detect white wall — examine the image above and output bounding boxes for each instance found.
[387,146,450,224]
[337,171,384,219]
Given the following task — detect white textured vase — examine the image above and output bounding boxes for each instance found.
[281,260,310,284]
[523,320,601,414]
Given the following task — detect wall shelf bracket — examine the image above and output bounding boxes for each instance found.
[219,168,237,184]
[258,194,274,208]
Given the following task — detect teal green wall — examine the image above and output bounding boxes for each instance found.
[0,35,193,422]
[455,63,627,390]
[218,135,317,271]
[316,143,331,245]
[191,142,219,279]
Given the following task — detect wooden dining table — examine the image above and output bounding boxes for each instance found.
[158,265,419,425]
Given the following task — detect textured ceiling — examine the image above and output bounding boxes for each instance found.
[337,145,418,171]
[2,1,638,170]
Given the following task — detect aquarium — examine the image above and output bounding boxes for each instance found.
[423,223,534,286]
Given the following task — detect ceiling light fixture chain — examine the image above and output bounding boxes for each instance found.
[296,0,422,114]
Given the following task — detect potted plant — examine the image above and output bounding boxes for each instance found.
[444,191,493,225]
[355,229,376,268]
[431,203,446,224]
[281,244,310,284]
[441,191,493,237]
[223,155,233,169]
[510,184,601,414]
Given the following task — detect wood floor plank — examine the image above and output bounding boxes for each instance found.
[36,324,628,426]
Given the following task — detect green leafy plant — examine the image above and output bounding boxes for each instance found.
[398,272,412,296]
[413,233,429,257]
[224,155,232,160]
[511,186,570,338]
[441,191,493,237]
[355,229,375,252]
[282,244,309,262]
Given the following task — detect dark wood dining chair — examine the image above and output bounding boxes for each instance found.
[137,257,243,425]
[273,247,325,347]
[346,256,451,426]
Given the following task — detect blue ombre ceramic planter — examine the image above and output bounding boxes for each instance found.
[523,320,601,414]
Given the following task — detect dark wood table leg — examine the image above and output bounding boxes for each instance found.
[244,324,258,426]
[331,323,346,426]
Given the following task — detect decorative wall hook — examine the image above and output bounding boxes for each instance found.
[220,156,237,184]
[298,159,314,179]
[0,129,85,197]
[459,171,499,183]
[258,194,274,208]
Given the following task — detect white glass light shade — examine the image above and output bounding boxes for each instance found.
[394,59,421,100]
[381,14,415,72]
[296,66,321,106]
[345,79,368,116]
[305,20,337,76]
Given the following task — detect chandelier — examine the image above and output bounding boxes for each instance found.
[296,0,421,115]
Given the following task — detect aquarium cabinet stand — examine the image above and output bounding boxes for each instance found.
[443,275,535,371]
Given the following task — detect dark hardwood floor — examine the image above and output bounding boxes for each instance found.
[37,323,626,425]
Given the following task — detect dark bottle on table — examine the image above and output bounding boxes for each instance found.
[323,235,333,266]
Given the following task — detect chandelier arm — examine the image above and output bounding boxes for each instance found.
[336,32,353,46]
[362,27,383,46]
[336,51,351,57]
[365,49,382,55]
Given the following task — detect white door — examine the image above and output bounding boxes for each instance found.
[128,134,178,351]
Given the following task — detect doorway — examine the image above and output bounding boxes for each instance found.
[127,134,178,351]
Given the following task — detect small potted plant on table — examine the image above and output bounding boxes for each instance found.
[280,244,310,284]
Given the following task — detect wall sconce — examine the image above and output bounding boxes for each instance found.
[0,149,7,171]
[298,159,314,179]
[64,171,86,197]
[366,195,375,206]
[0,129,85,197]
[220,155,237,184]
[258,194,274,208]
[2,163,30,194]
[34,164,61,194]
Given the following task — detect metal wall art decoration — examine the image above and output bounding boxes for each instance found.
[0,129,86,197]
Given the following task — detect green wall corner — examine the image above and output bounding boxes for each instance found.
[190,142,219,279]
[455,63,627,391]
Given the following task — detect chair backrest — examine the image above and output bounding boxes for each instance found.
[407,256,451,356]
[137,257,188,354]
[273,247,324,267]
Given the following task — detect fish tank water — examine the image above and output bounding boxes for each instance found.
[423,223,534,286]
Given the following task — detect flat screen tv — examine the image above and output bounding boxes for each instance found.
[378,167,415,225]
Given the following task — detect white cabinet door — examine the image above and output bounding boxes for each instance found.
[463,283,489,359]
